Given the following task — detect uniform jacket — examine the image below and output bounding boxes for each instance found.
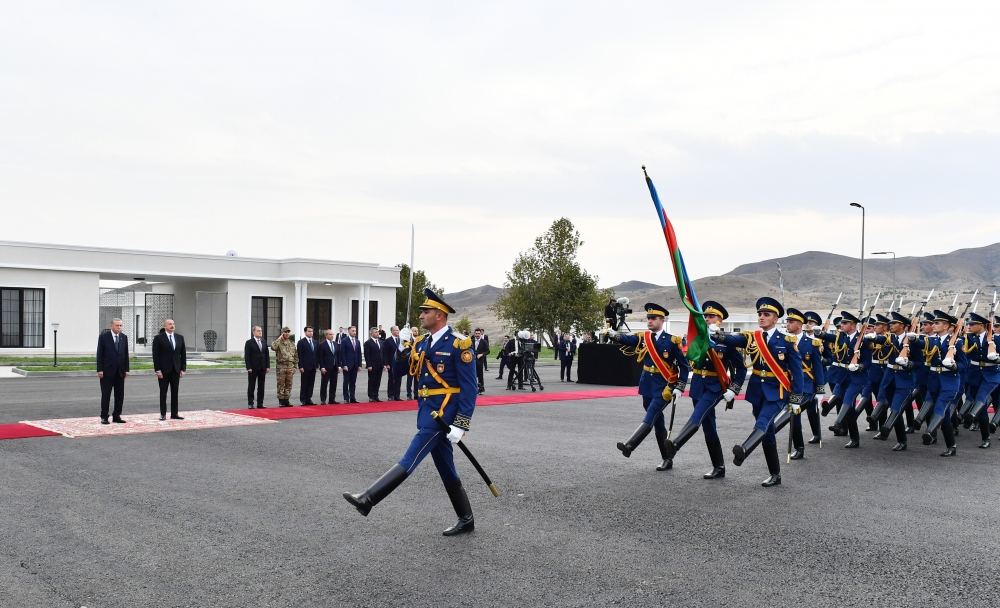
[689,341,747,400]
[618,330,690,398]
[721,329,804,403]
[270,337,298,367]
[410,327,478,431]
[792,333,826,395]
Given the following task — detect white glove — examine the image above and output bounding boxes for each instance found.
[707,323,722,334]
[905,332,918,339]
[988,352,1000,362]
[847,363,860,372]
[723,388,737,404]
[942,357,955,369]
[863,332,876,340]
[446,425,465,443]
[790,402,802,415]
[895,356,909,366]
[399,327,412,342]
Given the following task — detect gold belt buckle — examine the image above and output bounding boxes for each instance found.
[419,387,430,398]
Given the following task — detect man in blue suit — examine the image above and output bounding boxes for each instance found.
[717,297,804,487]
[343,288,480,536]
[557,332,577,382]
[318,329,340,404]
[611,303,690,471]
[340,326,362,403]
[96,318,130,424]
[297,326,318,405]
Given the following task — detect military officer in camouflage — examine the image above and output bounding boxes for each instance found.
[343,288,480,536]
[271,327,298,407]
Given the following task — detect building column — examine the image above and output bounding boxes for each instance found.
[358,283,367,333]
[301,282,309,333]
[294,281,303,338]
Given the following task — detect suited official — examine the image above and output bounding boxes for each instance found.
[383,326,404,401]
[364,327,385,402]
[297,326,318,405]
[319,329,341,404]
[96,318,130,424]
[244,325,271,408]
[473,328,490,393]
[557,332,577,383]
[151,318,187,420]
[340,326,362,403]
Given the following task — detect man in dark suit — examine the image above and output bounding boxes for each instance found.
[96,318,130,424]
[473,328,490,394]
[383,326,404,401]
[244,325,270,408]
[364,327,385,402]
[297,326,318,405]
[558,332,577,382]
[151,318,186,420]
[340,325,362,403]
[482,332,490,372]
[319,329,340,404]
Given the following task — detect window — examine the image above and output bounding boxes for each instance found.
[251,296,282,343]
[368,300,379,331]
[1,288,45,348]
[351,299,360,329]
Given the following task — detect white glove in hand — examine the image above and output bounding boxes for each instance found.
[847,363,860,372]
[399,327,413,343]
[446,425,465,444]
[723,389,737,404]
[988,352,1000,362]
[707,323,722,334]
[942,357,955,369]
[790,403,802,415]
[863,332,876,340]
[905,332,918,339]
[895,356,909,366]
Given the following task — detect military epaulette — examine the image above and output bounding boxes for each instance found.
[812,338,823,348]
[671,335,682,345]
[785,334,797,343]
[454,334,472,350]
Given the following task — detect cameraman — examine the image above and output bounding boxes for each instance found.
[604,298,617,330]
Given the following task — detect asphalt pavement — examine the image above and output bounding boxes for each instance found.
[1,362,998,608]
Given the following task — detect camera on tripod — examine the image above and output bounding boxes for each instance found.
[612,297,632,331]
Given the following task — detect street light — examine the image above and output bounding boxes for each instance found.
[51,322,60,367]
[850,203,865,309]
[775,262,784,303]
[872,251,896,302]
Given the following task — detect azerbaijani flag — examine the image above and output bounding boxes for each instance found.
[642,166,730,388]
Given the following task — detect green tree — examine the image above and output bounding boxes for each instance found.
[492,218,613,344]
[454,315,472,336]
[395,264,444,328]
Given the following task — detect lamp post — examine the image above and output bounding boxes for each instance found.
[850,203,865,309]
[51,322,60,367]
[775,262,784,303]
[872,251,896,301]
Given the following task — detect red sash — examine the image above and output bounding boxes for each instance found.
[753,330,791,392]
[643,331,679,383]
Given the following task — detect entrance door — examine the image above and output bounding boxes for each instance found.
[307,298,332,333]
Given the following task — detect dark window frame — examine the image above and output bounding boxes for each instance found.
[0,287,46,348]
[251,296,283,344]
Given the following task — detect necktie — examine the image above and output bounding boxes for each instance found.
[257,339,262,351]
[169,334,174,349]
[309,339,314,351]
[114,334,119,351]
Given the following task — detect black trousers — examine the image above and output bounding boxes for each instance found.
[247,369,266,405]
[320,369,339,403]
[99,373,125,419]
[158,370,181,417]
[387,366,402,400]
[560,356,574,381]
[476,358,485,391]
[343,367,358,402]
[367,367,384,400]
[406,372,416,398]
[299,369,316,403]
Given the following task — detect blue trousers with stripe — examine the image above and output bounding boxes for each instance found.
[398,429,459,483]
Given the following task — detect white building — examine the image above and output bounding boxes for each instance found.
[0,241,401,354]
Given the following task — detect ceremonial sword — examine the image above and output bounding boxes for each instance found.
[430,411,501,497]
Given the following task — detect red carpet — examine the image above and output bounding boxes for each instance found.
[227,387,640,420]
[0,423,61,440]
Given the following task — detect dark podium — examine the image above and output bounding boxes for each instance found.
[577,343,641,386]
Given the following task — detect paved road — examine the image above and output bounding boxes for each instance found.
[2,364,997,607]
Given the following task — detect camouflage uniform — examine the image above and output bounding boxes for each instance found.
[271,336,299,401]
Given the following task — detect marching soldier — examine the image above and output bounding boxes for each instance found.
[661,300,745,479]
[862,315,893,433]
[957,312,999,448]
[612,303,689,471]
[872,312,915,450]
[783,308,826,460]
[905,312,936,433]
[343,288,480,536]
[271,327,298,407]
[802,311,827,445]
[716,297,804,487]
[911,310,966,456]
[820,311,870,447]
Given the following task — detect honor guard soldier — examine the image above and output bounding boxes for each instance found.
[661,300,746,479]
[781,308,826,459]
[820,311,870,447]
[906,312,936,433]
[957,311,1000,448]
[911,310,966,456]
[271,327,298,407]
[716,297,804,487]
[343,288,480,536]
[802,311,827,445]
[873,312,917,450]
[612,303,690,471]
[862,315,893,432]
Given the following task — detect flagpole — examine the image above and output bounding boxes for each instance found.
[405,224,415,328]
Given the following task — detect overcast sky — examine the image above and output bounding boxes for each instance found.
[3,2,999,293]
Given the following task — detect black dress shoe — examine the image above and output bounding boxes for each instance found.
[979,440,991,449]
[844,440,860,449]
[940,446,957,457]
[350,399,360,403]
[279,404,292,408]
[892,442,907,451]
[257,405,266,409]
[656,459,672,471]
[807,435,821,445]
[921,432,935,445]
[159,415,166,421]
[789,448,804,460]
[761,474,782,487]
[170,415,184,420]
[865,425,877,432]
[495,376,503,380]
[703,466,725,479]
[732,445,747,466]
[331,400,340,404]
[112,418,126,423]
[248,404,255,409]
[442,516,475,536]
[873,430,888,441]
[100,418,110,425]
[904,426,915,434]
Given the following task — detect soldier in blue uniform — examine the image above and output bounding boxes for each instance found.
[661,301,746,479]
[957,312,1000,448]
[862,314,894,432]
[783,308,826,460]
[910,310,966,456]
[343,288,480,535]
[612,303,689,471]
[905,312,936,433]
[820,311,871,447]
[803,311,827,445]
[872,311,916,450]
[716,297,804,487]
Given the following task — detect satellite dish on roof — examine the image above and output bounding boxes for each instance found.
[226,250,238,257]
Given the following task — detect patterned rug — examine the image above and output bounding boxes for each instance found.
[21,410,276,438]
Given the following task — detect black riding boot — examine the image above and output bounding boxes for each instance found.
[940,421,957,457]
[733,427,767,466]
[807,404,822,444]
[922,413,945,445]
[704,435,726,479]
[663,420,699,460]
[821,394,842,417]
[442,479,475,536]
[761,442,781,487]
[654,425,672,470]
[617,423,652,458]
[963,400,988,427]
[343,464,409,516]
[831,397,854,435]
